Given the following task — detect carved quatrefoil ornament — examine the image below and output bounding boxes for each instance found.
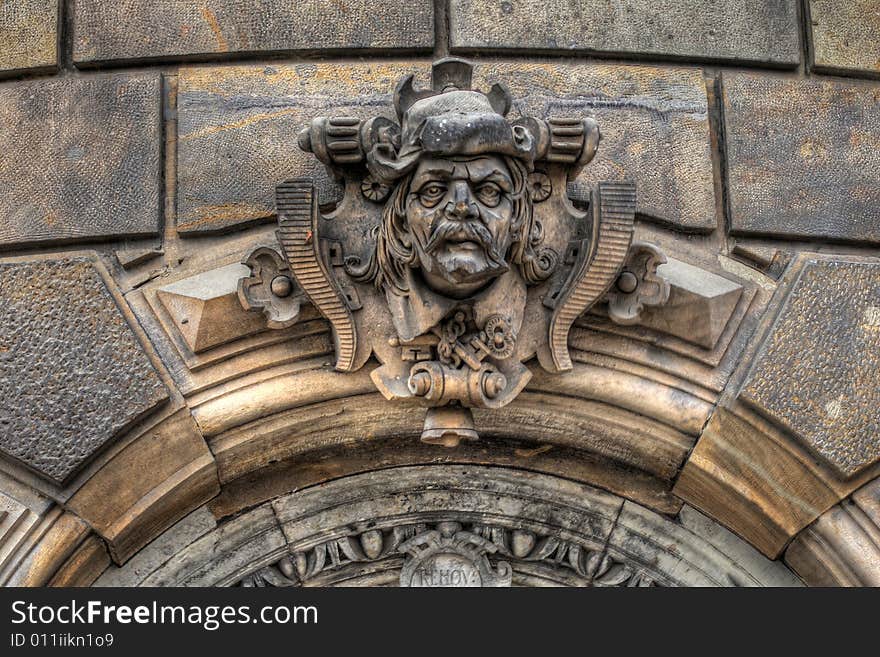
[239,58,670,445]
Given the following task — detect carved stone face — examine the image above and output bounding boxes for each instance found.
[405,155,516,299]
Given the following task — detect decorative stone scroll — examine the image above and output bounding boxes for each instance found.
[606,242,670,324]
[237,247,302,329]
[240,58,669,444]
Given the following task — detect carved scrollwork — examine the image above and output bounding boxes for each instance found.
[605,241,671,325]
[237,246,302,329]
[547,181,636,372]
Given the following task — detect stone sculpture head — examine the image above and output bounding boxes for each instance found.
[404,153,520,298]
[348,59,557,300]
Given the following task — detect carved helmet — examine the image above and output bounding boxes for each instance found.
[298,58,600,185]
[366,58,537,183]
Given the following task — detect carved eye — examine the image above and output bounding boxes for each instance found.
[417,182,447,207]
[475,182,502,207]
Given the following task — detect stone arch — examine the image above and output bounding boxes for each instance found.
[92,466,799,587]
[1,262,877,586]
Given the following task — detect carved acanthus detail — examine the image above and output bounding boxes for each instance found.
[468,524,656,587]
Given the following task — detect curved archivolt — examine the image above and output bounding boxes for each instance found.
[93,466,800,587]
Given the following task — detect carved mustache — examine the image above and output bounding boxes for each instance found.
[424,218,495,254]
[423,218,508,274]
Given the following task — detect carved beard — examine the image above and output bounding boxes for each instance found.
[422,218,509,284]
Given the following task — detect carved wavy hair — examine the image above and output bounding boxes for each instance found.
[346,156,557,296]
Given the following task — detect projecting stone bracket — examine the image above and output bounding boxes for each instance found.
[157,263,268,355]
[594,256,746,353]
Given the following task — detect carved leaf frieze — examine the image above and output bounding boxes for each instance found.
[235,520,658,588]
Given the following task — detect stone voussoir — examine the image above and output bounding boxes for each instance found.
[449,0,800,67]
[0,256,170,484]
[741,258,880,478]
[0,73,162,249]
[72,0,434,66]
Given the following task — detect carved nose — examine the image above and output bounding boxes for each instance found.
[446,182,478,221]
[452,201,473,218]
[448,196,478,221]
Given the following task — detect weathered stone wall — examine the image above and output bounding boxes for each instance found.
[1,1,878,586]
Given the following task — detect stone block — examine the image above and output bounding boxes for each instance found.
[607,501,777,586]
[94,507,216,587]
[0,0,57,75]
[177,61,714,234]
[0,74,162,248]
[48,535,111,586]
[673,405,842,558]
[73,0,433,65]
[785,490,880,587]
[176,62,424,234]
[0,257,169,484]
[271,465,622,549]
[677,505,802,586]
[157,263,265,353]
[140,504,286,586]
[66,408,219,563]
[449,0,800,67]
[809,1,880,77]
[638,257,743,349]
[741,259,880,477]
[724,73,880,244]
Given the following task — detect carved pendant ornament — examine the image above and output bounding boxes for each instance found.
[239,58,669,445]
